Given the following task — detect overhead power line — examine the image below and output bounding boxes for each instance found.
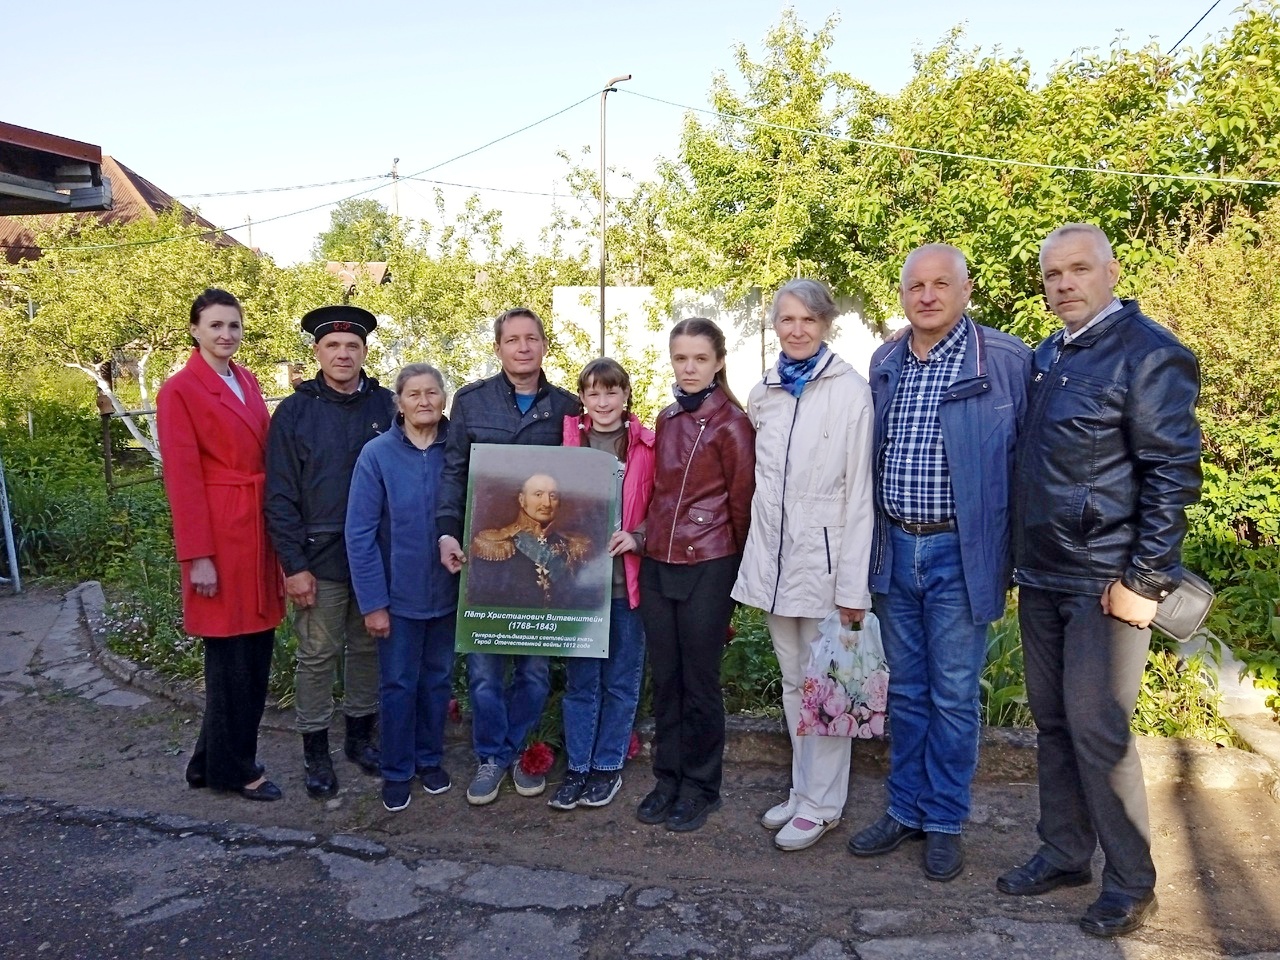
[620,87,1280,189]
[402,175,559,198]
[174,174,388,199]
[1166,1,1224,55]
[32,93,597,255]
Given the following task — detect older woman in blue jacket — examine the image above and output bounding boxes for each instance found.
[346,363,460,812]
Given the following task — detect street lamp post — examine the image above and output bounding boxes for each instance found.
[599,73,631,356]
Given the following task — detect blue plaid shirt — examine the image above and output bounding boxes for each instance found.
[879,318,968,524]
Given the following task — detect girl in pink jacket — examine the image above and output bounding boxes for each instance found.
[548,358,656,810]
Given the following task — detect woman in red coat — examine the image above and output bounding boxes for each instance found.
[157,288,286,801]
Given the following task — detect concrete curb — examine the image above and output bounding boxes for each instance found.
[1177,632,1280,797]
[74,581,1280,792]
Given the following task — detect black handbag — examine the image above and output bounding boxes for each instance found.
[1152,571,1215,643]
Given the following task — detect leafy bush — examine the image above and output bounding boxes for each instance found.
[1139,198,1280,709]
[1132,644,1243,747]
[982,608,1032,728]
[721,605,783,718]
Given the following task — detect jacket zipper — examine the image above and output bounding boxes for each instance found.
[871,432,889,577]
[823,528,832,575]
[769,396,803,612]
[665,419,708,563]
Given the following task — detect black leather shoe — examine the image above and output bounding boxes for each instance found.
[924,832,964,882]
[666,796,722,833]
[239,779,283,802]
[997,853,1093,896]
[637,788,676,825]
[1079,890,1157,937]
[848,813,924,857]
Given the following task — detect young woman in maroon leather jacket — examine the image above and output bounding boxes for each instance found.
[635,317,755,833]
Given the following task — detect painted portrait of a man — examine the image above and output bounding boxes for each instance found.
[466,472,597,608]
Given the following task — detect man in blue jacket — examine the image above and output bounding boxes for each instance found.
[266,305,396,799]
[998,224,1201,938]
[849,244,1030,882]
[436,307,581,806]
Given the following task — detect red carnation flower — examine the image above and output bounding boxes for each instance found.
[519,741,555,776]
[447,698,462,724]
[725,623,737,645]
[626,731,642,760]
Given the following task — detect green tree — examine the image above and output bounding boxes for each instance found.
[553,148,676,287]
[0,211,343,459]
[1138,197,1280,685]
[311,198,398,262]
[663,3,1280,340]
[660,10,885,335]
[1141,198,1280,549]
[336,191,595,390]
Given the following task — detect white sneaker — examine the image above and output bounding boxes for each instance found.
[760,797,797,830]
[775,816,839,852]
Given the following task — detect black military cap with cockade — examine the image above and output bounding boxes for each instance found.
[301,305,378,344]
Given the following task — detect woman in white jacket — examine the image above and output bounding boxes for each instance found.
[732,278,875,852]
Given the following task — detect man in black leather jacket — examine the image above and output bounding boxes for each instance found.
[998,224,1201,938]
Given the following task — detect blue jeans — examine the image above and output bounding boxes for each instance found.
[562,599,646,773]
[379,613,456,782]
[466,652,551,769]
[876,527,988,834]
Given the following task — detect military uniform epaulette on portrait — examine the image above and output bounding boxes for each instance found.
[471,524,520,561]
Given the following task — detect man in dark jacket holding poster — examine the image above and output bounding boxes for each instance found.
[266,305,396,799]
[436,307,581,807]
[998,224,1202,938]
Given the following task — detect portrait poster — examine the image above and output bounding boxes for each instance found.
[455,443,619,658]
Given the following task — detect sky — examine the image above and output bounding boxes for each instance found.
[5,0,1235,264]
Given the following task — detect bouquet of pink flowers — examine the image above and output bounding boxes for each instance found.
[797,611,889,739]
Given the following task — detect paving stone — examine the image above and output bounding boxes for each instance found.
[856,908,923,936]
[312,851,424,921]
[235,845,293,860]
[461,863,626,909]
[77,676,121,699]
[635,886,675,908]
[0,681,34,705]
[414,859,468,891]
[0,637,37,674]
[251,825,318,846]
[90,688,150,708]
[323,833,388,859]
[147,814,209,832]
[41,661,102,689]
[634,927,719,956]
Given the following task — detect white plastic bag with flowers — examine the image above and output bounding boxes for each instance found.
[797,611,889,738]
